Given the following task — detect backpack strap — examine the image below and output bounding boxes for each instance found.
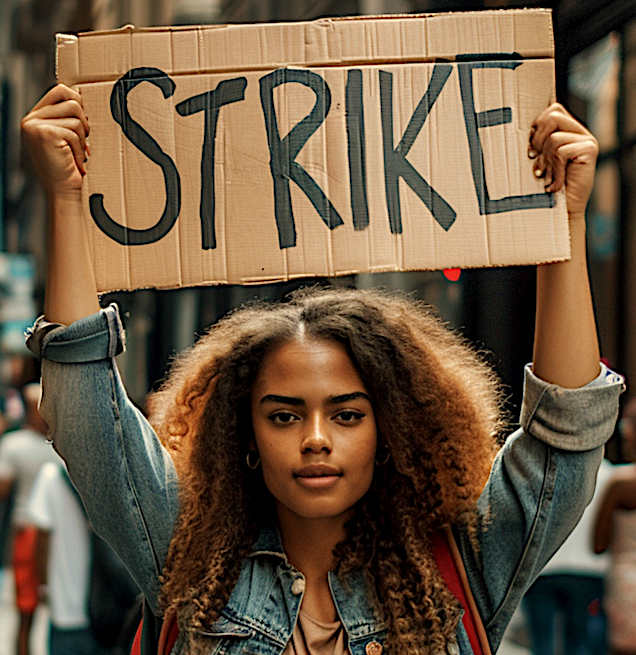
[130,620,142,655]
[430,527,492,655]
[158,613,179,654]
[130,600,172,655]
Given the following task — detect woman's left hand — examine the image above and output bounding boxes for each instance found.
[530,104,600,388]
[529,103,598,219]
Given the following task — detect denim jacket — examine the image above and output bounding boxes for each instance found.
[26,305,624,655]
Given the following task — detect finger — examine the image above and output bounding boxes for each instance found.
[533,117,592,156]
[555,138,599,164]
[23,116,88,163]
[546,140,598,193]
[543,162,554,189]
[533,153,546,179]
[531,103,592,154]
[43,116,88,146]
[32,84,82,113]
[537,129,598,192]
[532,103,588,137]
[29,99,89,139]
[38,123,87,176]
[62,129,88,176]
[543,131,598,165]
[545,160,565,194]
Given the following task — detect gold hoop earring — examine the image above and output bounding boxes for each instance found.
[375,445,391,467]
[246,451,261,470]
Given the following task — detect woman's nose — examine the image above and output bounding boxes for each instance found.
[301,416,332,453]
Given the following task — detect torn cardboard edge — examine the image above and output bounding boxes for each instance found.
[57,9,568,293]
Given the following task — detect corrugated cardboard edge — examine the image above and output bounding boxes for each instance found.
[56,9,554,85]
[95,256,572,294]
[55,33,78,81]
[69,8,552,36]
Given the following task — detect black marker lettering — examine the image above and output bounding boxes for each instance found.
[260,69,344,249]
[380,65,456,235]
[346,69,369,230]
[89,67,181,245]
[458,59,555,214]
[176,78,248,250]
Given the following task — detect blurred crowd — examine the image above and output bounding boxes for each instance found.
[507,392,636,655]
[0,355,140,655]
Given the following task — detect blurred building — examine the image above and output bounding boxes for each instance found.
[1,0,635,416]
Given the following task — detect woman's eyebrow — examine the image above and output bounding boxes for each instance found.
[259,392,371,405]
[328,392,372,405]
[260,394,304,406]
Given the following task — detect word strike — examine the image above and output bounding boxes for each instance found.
[90,59,554,250]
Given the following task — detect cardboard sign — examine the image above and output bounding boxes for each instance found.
[56,9,567,293]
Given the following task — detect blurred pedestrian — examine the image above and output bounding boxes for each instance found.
[594,397,636,655]
[0,407,13,591]
[27,460,140,655]
[522,455,615,655]
[0,383,62,655]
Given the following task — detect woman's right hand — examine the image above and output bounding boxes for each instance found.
[23,84,100,325]
[21,84,90,198]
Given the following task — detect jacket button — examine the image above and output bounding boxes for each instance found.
[291,578,305,595]
[365,641,382,655]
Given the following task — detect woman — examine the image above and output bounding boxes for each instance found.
[21,84,623,655]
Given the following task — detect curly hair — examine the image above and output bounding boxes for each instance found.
[150,286,505,654]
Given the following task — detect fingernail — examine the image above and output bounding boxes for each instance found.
[534,168,544,178]
[528,148,537,159]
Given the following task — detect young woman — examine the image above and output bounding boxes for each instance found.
[21,84,623,655]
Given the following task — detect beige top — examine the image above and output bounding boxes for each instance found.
[284,611,349,655]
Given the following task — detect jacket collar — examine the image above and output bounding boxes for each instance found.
[249,520,287,559]
[246,519,387,638]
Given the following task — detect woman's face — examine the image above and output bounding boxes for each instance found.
[250,338,377,524]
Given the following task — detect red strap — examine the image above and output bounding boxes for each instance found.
[130,620,142,655]
[130,614,178,655]
[430,530,484,655]
[158,613,179,655]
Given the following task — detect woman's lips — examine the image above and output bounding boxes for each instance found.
[294,464,342,489]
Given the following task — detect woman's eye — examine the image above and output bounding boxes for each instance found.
[334,410,365,423]
[269,412,299,424]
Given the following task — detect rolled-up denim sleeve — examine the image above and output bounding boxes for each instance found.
[459,363,624,652]
[27,304,178,616]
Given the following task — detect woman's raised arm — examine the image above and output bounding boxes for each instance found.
[530,103,601,388]
[21,84,100,325]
